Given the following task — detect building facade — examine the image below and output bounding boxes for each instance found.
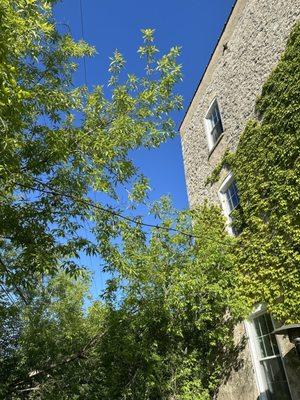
[180,1,300,399]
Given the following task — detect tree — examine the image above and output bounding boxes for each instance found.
[1,272,107,398]
[0,1,185,397]
[1,202,239,400]
[94,200,239,400]
[0,0,182,298]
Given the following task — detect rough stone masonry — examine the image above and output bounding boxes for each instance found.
[180,0,300,399]
[180,0,300,209]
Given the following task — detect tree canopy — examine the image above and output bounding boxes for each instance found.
[0,0,182,294]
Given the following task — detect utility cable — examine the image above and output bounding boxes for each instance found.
[79,0,88,86]
[16,178,198,240]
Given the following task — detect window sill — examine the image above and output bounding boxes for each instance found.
[208,132,224,159]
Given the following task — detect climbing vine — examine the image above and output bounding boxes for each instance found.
[209,22,300,323]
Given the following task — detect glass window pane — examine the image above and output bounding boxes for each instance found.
[262,358,275,382]
[254,317,263,337]
[209,102,223,141]
[258,337,268,358]
[265,313,274,333]
[270,334,279,355]
[254,314,268,336]
[263,335,275,357]
[260,315,269,335]
[231,191,239,209]
[225,181,239,213]
[261,357,291,400]
[269,357,288,383]
[267,382,292,400]
[212,106,220,125]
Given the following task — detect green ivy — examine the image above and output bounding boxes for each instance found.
[212,22,300,323]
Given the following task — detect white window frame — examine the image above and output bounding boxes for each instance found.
[218,172,238,235]
[244,305,293,400]
[204,98,224,151]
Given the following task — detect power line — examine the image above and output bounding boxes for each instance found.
[0,283,16,305]
[17,178,198,240]
[79,0,88,86]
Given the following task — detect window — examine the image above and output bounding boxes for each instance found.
[225,180,239,213]
[246,311,292,400]
[205,99,224,150]
[218,173,240,235]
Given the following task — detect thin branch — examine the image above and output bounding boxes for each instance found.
[0,257,29,305]
[12,329,107,393]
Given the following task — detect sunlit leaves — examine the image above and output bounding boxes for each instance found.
[0,0,183,296]
[218,22,300,323]
[94,199,238,399]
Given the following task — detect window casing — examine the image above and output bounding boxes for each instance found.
[218,173,240,235]
[245,308,292,400]
[205,99,224,150]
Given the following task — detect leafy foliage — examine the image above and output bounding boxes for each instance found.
[0,1,238,398]
[94,200,239,400]
[208,22,300,323]
[3,1,298,399]
[1,272,107,399]
[1,203,239,400]
[0,0,182,297]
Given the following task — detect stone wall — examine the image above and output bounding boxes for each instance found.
[215,323,259,400]
[180,0,300,399]
[180,0,300,209]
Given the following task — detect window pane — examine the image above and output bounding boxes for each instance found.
[263,335,275,357]
[225,181,239,212]
[208,102,223,145]
[231,192,239,209]
[254,314,269,336]
[267,382,292,400]
[269,357,288,383]
[270,334,279,355]
[211,121,223,143]
[258,337,268,358]
[211,105,220,126]
[265,313,274,333]
[261,358,291,400]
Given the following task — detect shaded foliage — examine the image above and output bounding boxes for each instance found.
[1,203,240,400]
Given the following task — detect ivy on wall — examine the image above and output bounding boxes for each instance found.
[209,22,300,323]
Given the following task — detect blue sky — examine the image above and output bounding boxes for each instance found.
[54,0,236,295]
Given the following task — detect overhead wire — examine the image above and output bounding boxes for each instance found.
[1,0,199,242]
[76,1,195,239]
[16,177,197,240]
[79,0,88,86]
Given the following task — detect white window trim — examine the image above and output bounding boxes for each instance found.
[244,304,294,400]
[204,98,223,151]
[244,305,269,400]
[218,172,236,235]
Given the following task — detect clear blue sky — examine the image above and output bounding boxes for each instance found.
[54,0,236,295]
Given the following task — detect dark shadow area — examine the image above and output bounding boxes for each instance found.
[221,332,248,383]
[279,344,300,400]
[212,324,249,398]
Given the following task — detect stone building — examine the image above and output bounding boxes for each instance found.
[179,0,300,399]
